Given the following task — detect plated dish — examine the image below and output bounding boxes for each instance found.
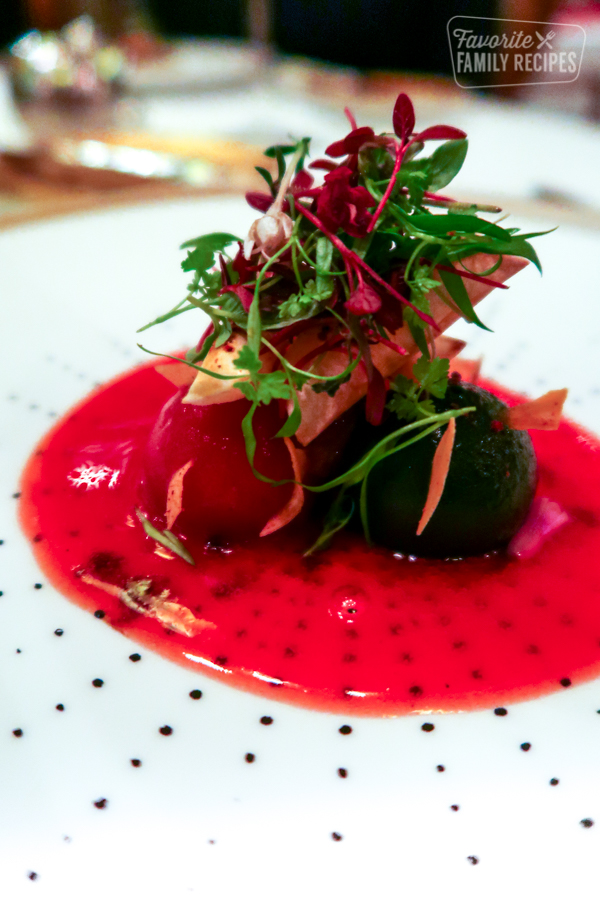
[3,98,600,898]
[18,94,600,715]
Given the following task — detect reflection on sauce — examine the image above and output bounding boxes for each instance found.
[19,361,600,715]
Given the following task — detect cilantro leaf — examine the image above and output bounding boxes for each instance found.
[412,356,450,399]
[180,233,239,276]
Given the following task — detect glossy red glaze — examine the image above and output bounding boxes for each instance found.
[19,361,600,715]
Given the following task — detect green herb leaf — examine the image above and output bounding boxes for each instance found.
[304,490,355,556]
[427,139,468,191]
[435,257,490,329]
[180,233,239,274]
[413,355,450,399]
[135,509,194,565]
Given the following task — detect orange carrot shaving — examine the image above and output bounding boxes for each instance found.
[165,459,193,530]
[260,438,306,536]
[416,417,456,536]
[506,388,568,431]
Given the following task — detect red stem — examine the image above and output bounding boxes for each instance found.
[344,106,357,130]
[297,205,439,331]
[367,142,404,234]
[436,264,508,290]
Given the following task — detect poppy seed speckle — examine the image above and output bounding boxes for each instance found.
[189,689,202,700]
[92,678,104,688]
[260,716,273,725]
[93,798,108,810]
[331,832,343,841]
[581,818,594,828]
[129,653,141,662]
[159,725,173,736]
[520,742,531,752]
[339,725,352,735]
[494,707,508,716]
[421,722,435,732]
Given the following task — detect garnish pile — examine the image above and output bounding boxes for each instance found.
[138,92,554,557]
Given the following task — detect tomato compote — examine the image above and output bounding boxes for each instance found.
[19,361,600,715]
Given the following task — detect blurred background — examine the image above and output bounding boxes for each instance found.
[0,0,598,228]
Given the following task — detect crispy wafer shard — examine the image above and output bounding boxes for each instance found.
[292,254,528,446]
[505,388,568,431]
[182,332,275,406]
[448,356,482,385]
[155,362,196,388]
[260,438,307,536]
[165,460,193,530]
[416,417,456,536]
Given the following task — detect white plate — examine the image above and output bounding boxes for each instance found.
[1,197,600,900]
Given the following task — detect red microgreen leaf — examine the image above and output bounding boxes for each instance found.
[392,93,415,145]
[413,125,467,142]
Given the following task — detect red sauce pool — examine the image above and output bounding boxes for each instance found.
[19,361,600,715]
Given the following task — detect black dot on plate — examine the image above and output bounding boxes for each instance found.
[494,707,508,716]
[159,725,173,736]
[421,722,435,732]
[94,609,105,619]
[16,648,21,654]
[130,759,142,768]
[436,765,446,772]
[56,704,64,711]
[520,742,532,752]
[337,767,348,778]
[339,725,352,735]
[245,753,255,763]
[189,689,202,700]
[467,856,479,865]
[33,583,42,590]
[92,678,104,688]
[54,628,64,636]
[12,728,23,738]
[129,653,141,662]
[581,818,594,828]
[560,677,572,688]
[550,778,559,786]
[260,716,273,726]
[331,832,343,842]
[27,872,38,881]
[93,798,108,810]
[450,805,460,811]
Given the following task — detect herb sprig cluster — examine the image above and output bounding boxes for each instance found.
[138,92,546,548]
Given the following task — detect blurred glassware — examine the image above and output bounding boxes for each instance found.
[10,15,124,104]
